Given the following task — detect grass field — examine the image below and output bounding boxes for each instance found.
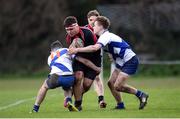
[0,76,180,118]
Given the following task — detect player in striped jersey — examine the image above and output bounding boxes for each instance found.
[31,40,101,113]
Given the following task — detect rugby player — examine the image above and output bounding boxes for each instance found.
[85,10,106,108]
[31,40,101,112]
[64,16,101,111]
[69,16,149,110]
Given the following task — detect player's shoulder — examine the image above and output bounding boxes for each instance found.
[99,31,110,39]
[80,26,93,34]
[57,48,67,51]
[55,48,68,55]
[84,24,93,31]
[80,26,96,41]
[102,31,120,40]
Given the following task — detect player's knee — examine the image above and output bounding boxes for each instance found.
[75,71,83,80]
[107,80,113,88]
[114,85,120,91]
[114,84,124,92]
[74,79,81,86]
[95,76,100,81]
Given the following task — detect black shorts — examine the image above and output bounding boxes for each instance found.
[72,56,101,80]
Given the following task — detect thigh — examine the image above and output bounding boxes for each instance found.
[42,80,49,89]
[83,77,94,89]
[84,66,97,80]
[73,60,84,80]
[108,69,119,83]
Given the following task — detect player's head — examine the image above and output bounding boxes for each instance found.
[93,16,110,35]
[63,16,79,37]
[50,40,63,52]
[87,10,100,27]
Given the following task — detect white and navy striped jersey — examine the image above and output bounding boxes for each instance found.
[47,48,73,76]
[97,31,136,67]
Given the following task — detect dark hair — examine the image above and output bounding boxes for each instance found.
[87,10,100,18]
[50,40,63,51]
[95,16,110,29]
[63,16,78,27]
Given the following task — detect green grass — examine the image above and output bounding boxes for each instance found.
[0,76,180,118]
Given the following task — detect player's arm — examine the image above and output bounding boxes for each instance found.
[69,43,102,54]
[75,56,101,74]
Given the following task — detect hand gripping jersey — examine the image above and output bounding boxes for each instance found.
[97,31,136,67]
[47,48,73,76]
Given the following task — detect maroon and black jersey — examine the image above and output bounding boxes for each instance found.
[85,24,99,39]
[85,24,94,32]
[66,27,101,80]
[66,27,100,60]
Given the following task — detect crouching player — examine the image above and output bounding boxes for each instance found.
[30,40,101,113]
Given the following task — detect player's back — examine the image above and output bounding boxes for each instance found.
[48,48,73,76]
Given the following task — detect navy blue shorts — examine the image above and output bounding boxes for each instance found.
[116,56,139,75]
[46,74,75,90]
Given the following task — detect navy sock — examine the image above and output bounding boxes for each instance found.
[74,100,82,107]
[66,97,72,103]
[136,90,143,98]
[117,102,125,109]
[98,95,104,103]
[33,105,39,112]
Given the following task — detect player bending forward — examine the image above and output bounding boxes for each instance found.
[30,40,101,113]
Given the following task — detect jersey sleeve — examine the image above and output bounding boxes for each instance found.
[71,54,76,59]
[97,32,110,47]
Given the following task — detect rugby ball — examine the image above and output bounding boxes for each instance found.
[70,38,84,48]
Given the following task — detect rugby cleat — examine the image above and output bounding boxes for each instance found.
[114,106,125,110]
[114,105,125,110]
[75,105,82,111]
[138,93,149,109]
[114,102,125,110]
[67,102,79,111]
[29,109,38,114]
[99,100,107,108]
[64,97,72,108]
[64,100,68,108]
[29,105,39,113]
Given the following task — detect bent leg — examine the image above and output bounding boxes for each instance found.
[31,80,49,112]
[83,77,94,93]
[94,75,107,108]
[73,71,84,110]
[73,71,83,101]
[114,72,149,109]
[114,72,137,95]
[107,69,123,104]
[34,80,49,106]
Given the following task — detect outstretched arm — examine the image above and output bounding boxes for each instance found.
[75,56,101,74]
[69,44,102,55]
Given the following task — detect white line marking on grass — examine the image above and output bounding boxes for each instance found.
[0,97,36,111]
[0,94,57,111]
